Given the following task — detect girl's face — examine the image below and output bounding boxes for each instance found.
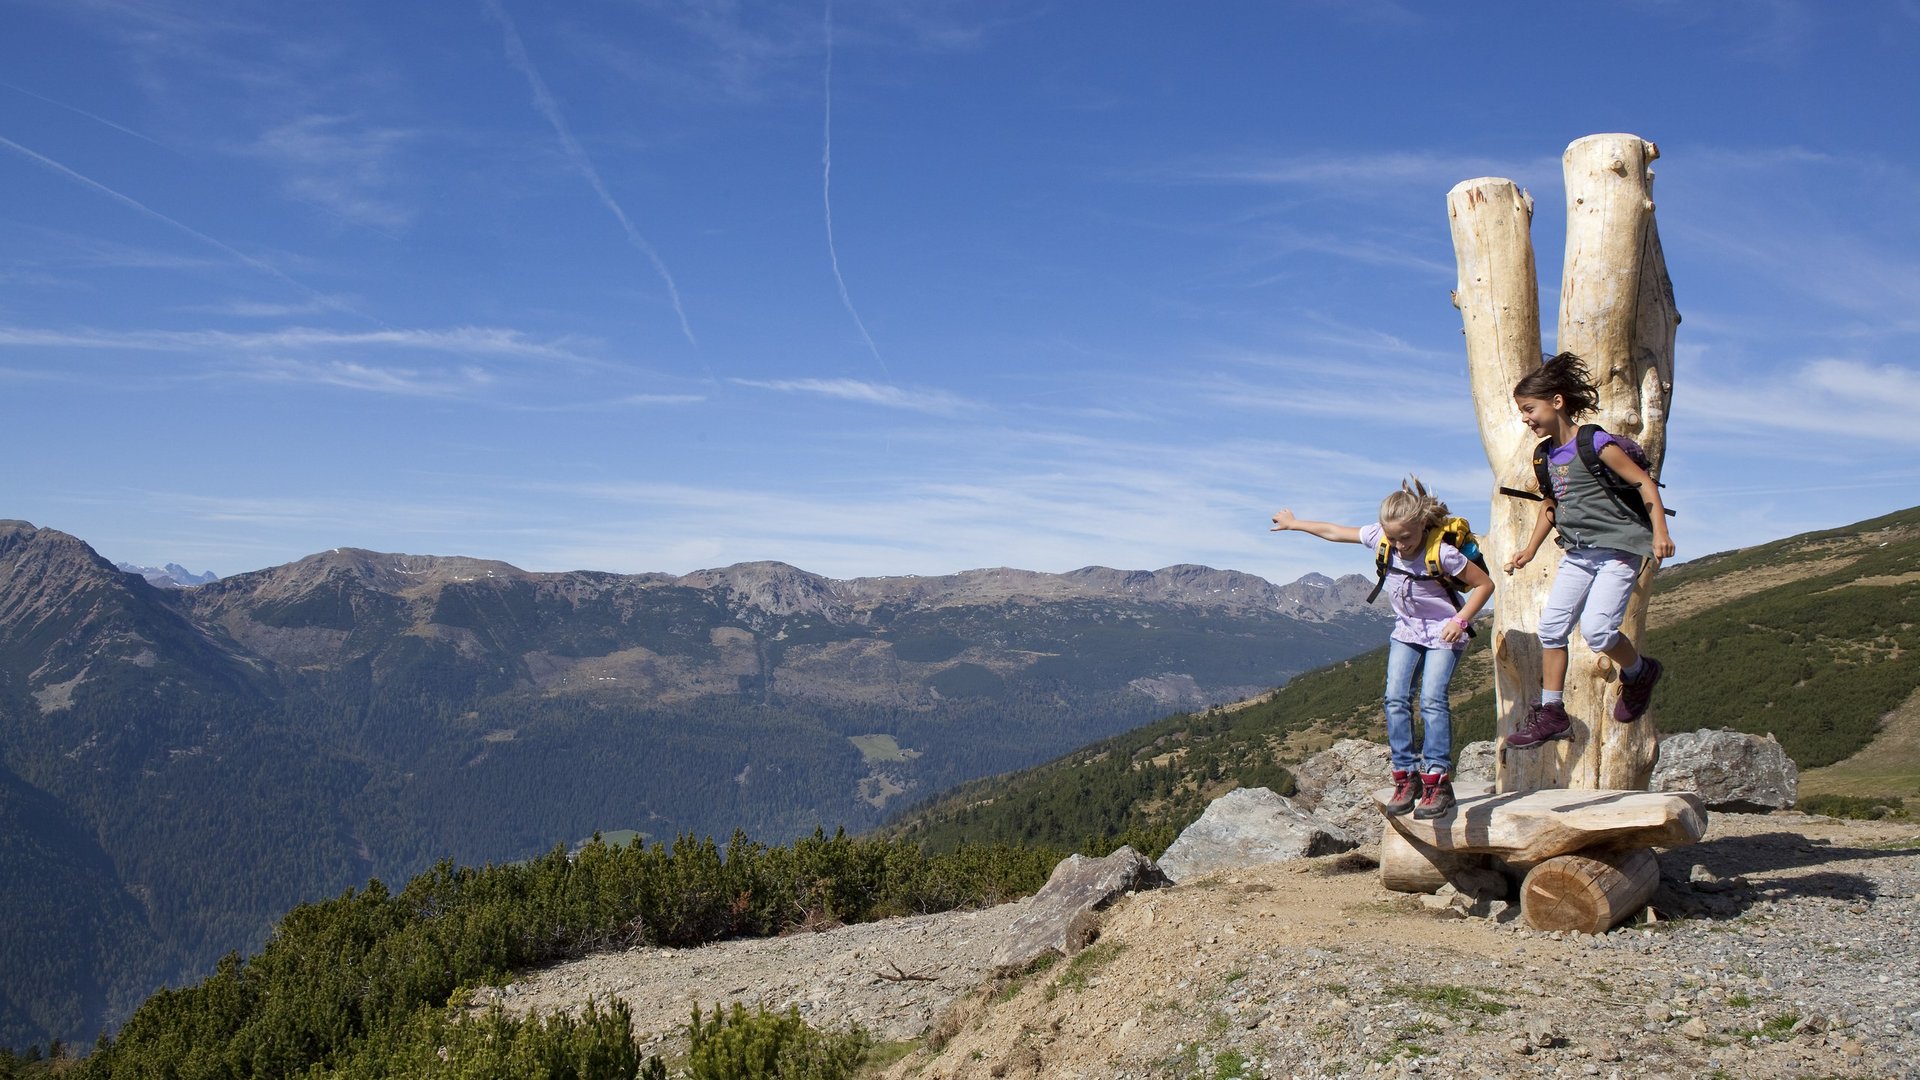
[1515,393,1567,438]
[1381,518,1424,559]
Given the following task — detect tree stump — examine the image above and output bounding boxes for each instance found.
[1519,847,1659,934]
[1449,133,1679,794]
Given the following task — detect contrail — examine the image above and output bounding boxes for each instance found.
[0,133,347,313]
[481,0,697,347]
[1,82,165,148]
[822,0,889,378]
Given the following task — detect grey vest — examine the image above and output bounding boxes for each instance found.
[1551,450,1655,558]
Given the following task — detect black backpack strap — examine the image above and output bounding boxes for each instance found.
[1578,423,1654,526]
[1532,437,1553,502]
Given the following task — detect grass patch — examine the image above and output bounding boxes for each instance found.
[1211,1048,1254,1078]
[1799,793,1909,820]
[1053,940,1127,993]
[1729,1013,1799,1041]
[848,734,917,763]
[1386,984,1508,1017]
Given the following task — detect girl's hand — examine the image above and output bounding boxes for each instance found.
[1652,532,1676,559]
[1504,547,1534,573]
[1439,618,1466,644]
[1269,509,1296,532]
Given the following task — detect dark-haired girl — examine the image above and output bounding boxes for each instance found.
[1504,353,1675,749]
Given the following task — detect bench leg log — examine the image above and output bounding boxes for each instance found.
[1519,847,1658,934]
[1379,824,1493,894]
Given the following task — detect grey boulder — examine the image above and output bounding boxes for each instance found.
[1651,729,1799,812]
[989,846,1166,970]
[1288,739,1391,838]
[1157,787,1358,883]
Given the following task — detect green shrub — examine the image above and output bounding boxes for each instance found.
[1798,793,1907,820]
[683,1003,868,1080]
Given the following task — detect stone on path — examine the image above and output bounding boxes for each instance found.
[989,846,1166,971]
[1157,787,1357,884]
[1650,728,1799,812]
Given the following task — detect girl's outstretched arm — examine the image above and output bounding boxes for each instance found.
[1597,444,1676,558]
[1269,509,1363,544]
[1506,500,1555,572]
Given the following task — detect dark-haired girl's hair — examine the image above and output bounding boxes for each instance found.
[1513,351,1599,417]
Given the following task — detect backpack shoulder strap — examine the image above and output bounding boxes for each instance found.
[1574,423,1607,481]
[1365,533,1392,603]
[1532,437,1554,501]
[1422,525,1446,578]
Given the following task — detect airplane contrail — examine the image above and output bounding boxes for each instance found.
[1,82,165,148]
[481,0,697,347]
[0,133,347,312]
[822,0,889,378]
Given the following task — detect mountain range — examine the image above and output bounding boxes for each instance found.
[0,519,1385,1050]
[110,562,218,589]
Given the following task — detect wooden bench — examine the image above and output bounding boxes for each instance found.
[1375,784,1706,933]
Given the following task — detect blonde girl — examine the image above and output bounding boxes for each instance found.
[1270,478,1493,819]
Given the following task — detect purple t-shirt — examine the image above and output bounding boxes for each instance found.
[1545,431,1617,501]
[1359,522,1470,651]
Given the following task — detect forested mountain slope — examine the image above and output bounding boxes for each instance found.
[0,520,1383,1051]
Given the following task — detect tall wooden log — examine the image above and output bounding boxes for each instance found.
[1450,134,1678,794]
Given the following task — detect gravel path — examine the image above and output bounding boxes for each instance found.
[489,811,1920,1078]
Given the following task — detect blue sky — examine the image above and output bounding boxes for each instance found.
[2,1,1914,585]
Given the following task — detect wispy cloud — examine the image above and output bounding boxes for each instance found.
[481,0,697,346]
[0,324,604,364]
[1687,356,1920,446]
[730,376,971,414]
[180,297,357,318]
[240,357,495,397]
[1150,150,1558,192]
[246,114,415,231]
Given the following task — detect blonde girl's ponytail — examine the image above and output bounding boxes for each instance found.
[1379,476,1450,533]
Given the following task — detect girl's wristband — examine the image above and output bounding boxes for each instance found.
[1448,616,1470,632]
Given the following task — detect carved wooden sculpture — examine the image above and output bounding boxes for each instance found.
[1448,134,1679,794]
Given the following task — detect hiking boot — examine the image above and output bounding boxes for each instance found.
[1412,772,1454,820]
[1384,769,1421,816]
[1507,701,1571,749]
[1612,656,1665,723]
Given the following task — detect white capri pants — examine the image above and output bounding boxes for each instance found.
[1538,547,1644,652]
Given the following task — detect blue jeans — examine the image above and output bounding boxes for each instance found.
[1384,637,1460,774]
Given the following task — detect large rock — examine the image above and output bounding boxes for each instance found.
[1288,739,1391,838]
[1157,787,1358,883]
[989,846,1166,970]
[1455,740,1496,785]
[1651,729,1799,812]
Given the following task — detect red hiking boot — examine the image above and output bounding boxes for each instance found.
[1412,771,1454,820]
[1384,769,1421,816]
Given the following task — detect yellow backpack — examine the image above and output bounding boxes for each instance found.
[1365,517,1486,632]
